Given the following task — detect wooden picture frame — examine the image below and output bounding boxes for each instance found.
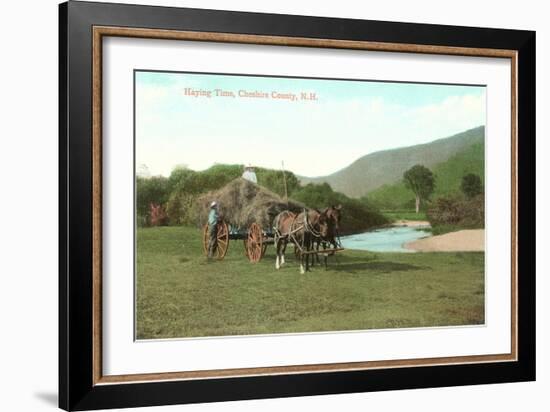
[59,1,535,410]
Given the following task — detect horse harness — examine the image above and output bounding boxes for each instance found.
[274,209,322,254]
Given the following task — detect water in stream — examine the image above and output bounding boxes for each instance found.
[340,225,431,253]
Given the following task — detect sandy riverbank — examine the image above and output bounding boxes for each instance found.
[405,229,485,252]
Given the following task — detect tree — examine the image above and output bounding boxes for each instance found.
[461,173,483,199]
[255,168,300,198]
[292,183,336,208]
[403,165,435,213]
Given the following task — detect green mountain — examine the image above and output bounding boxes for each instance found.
[367,140,484,210]
[299,126,485,198]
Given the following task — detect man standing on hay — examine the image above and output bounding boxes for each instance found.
[242,165,257,184]
[207,201,220,259]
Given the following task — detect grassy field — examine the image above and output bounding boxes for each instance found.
[136,226,485,339]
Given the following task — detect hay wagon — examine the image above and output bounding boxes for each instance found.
[198,178,302,263]
[199,178,343,265]
[202,220,271,263]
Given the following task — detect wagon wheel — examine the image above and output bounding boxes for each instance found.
[202,221,229,260]
[246,223,263,263]
[244,237,267,258]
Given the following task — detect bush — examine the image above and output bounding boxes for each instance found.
[166,190,199,226]
[427,194,484,229]
[292,183,335,207]
[338,198,388,234]
[293,183,388,234]
[149,203,168,226]
[136,214,148,228]
[460,195,484,227]
[136,176,171,219]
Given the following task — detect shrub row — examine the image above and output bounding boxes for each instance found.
[137,166,388,232]
[427,194,484,228]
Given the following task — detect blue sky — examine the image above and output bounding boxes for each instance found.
[135,71,486,177]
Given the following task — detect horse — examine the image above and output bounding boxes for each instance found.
[325,204,342,247]
[273,208,329,274]
[312,205,342,267]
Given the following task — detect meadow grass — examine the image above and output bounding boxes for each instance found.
[136,226,484,339]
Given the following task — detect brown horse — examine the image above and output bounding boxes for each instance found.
[324,204,342,247]
[312,205,342,267]
[273,209,329,274]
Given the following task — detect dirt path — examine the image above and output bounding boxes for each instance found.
[405,229,485,252]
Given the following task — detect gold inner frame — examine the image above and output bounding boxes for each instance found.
[92,26,518,385]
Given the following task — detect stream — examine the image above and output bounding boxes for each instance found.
[340,225,432,252]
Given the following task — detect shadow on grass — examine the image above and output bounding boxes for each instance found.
[331,260,428,273]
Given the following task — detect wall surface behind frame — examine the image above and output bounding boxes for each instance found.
[0,0,546,411]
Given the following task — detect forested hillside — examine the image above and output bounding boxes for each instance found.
[300,126,484,198]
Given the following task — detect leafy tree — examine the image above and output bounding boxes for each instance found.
[168,165,195,192]
[461,173,483,199]
[403,165,435,213]
[292,183,338,208]
[168,164,242,195]
[194,164,243,194]
[255,168,300,198]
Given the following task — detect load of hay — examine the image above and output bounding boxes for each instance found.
[197,178,304,229]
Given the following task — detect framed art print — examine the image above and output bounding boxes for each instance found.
[59,1,535,410]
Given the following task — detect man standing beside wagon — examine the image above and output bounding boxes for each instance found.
[207,201,220,259]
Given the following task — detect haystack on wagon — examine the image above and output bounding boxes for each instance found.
[197,178,304,262]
